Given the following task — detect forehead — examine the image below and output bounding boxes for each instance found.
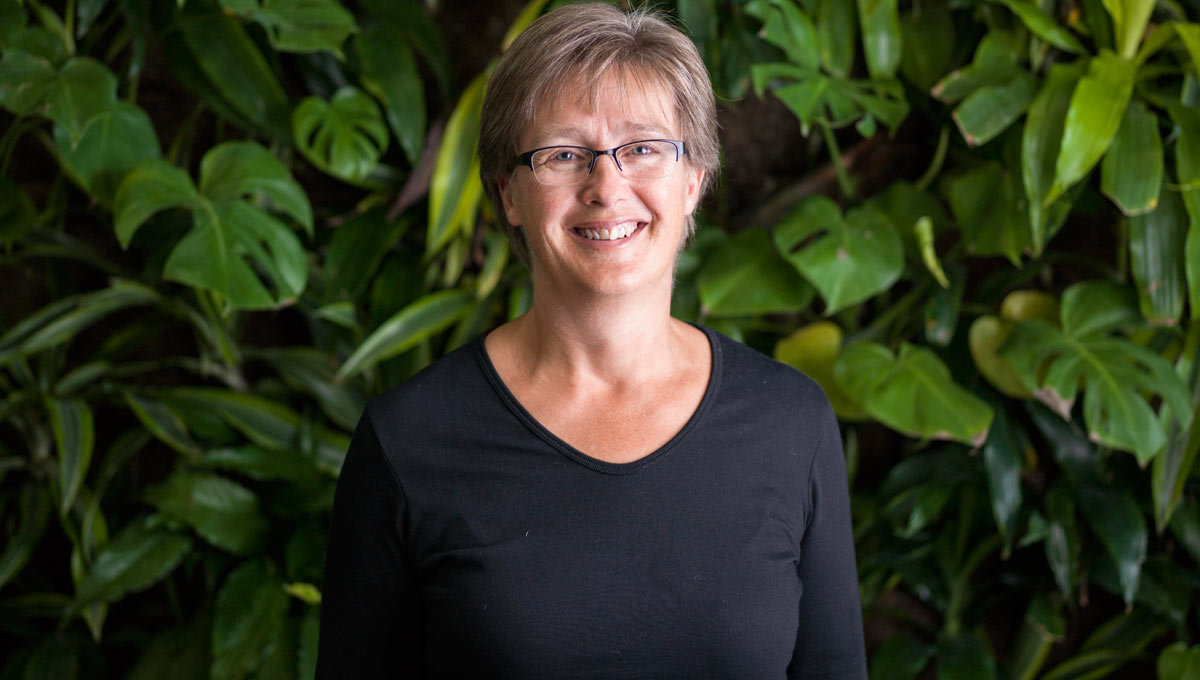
[522,68,679,147]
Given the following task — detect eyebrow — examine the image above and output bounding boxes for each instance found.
[529,122,675,147]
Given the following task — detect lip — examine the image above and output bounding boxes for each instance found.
[569,218,648,248]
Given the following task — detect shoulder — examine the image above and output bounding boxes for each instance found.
[363,335,487,433]
[706,326,833,417]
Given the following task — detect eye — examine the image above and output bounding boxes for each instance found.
[551,149,578,162]
[629,144,655,156]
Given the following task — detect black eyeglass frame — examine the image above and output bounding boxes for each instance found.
[515,139,688,183]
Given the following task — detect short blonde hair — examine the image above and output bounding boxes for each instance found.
[478,2,719,263]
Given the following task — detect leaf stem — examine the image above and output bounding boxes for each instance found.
[819,122,856,200]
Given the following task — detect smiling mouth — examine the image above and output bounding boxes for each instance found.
[574,222,646,241]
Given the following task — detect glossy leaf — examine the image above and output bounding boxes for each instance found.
[299,607,320,680]
[751,0,819,69]
[325,208,408,300]
[198,141,313,232]
[899,6,953,92]
[358,0,450,96]
[697,228,814,316]
[1103,0,1156,58]
[1022,62,1081,253]
[146,470,267,554]
[175,1,291,140]
[1078,481,1148,606]
[1129,187,1188,326]
[1048,51,1136,206]
[931,32,1023,104]
[1158,642,1200,680]
[753,62,909,135]
[952,72,1037,147]
[1007,594,1065,680]
[1101,101,1162,216]
[0,52,117,142]
[211,559,288,680]
[0,0,26,48]
[945,161,1031,264]
[774,321,866,419]
[219,0,357,55]
[428,72,485,256]
[1043,483,1079,600]
[817,0,857,78]
[123,391,201,457]
[857,0,901,79]
[74,515,193,606]
[773,196,903,313]
[982,409,1024,554]
[166,386,348,474]
[997,0,1086,53]
[0,485,50,589]
[113,160,201,245]
[124,616,210,680]
[1169,501,1200,567]
[1171,105,1200,318]
[1002,281,1190,462]
[47,398,94,514]
[355,22,424,164]
[250,347,365,429]
[337,289,475,381]
[52,102,162,204]
[1153,374,1200,532]
[204,445,321,482]
[293,87,388,182]
[0,281,160,366]
[835,342,993,446]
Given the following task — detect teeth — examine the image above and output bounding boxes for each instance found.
[579,223,639,241]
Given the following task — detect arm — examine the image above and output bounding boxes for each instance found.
[788,404,868,679]
[316,409,422,679]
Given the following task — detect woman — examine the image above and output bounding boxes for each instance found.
[317,4,866,678]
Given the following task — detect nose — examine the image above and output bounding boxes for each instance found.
[580,152,627,204]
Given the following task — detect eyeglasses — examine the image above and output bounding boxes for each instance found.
[516,139,687,186]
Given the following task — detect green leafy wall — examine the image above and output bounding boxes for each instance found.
[2,0,1199,678]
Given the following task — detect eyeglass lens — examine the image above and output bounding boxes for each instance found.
[530,140,680,186]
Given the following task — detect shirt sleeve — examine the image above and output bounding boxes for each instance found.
[316,408,422,679]
[788,402,868,679]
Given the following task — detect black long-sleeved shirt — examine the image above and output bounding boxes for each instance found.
[317,326,866,678]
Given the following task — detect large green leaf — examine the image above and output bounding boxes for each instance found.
[114,142,312,309]
[123,391,201,457]
[1047,51,1136,206]
[324,208,409,300]
[337,289,476,381]
[0,281,161,366]
[817,0,857,78]
[1003,281,1191,462]
[754,62,909,136]
[74,515,193,606]
[945,161,1031,265]
[773,196,903,313]
[1158,642,1200,680]
[211,559,288,680]
[52,102,162,205]
[219,0,357,55]
[835,342,994,446]
[250,346,365,429]
[857,0,902,79]
[0,485,50,590]
[869,633,934,680]
[174,0,291,140]
[125,615,210,680]
[1129,187,1188,326]
[146,470,267,554]
[937,633,999,680]
[748,0,819,69]
[428,71,486,256]
[1101,100,1163,216]
[997,0,1086,53]
[293,87,388,182]
[1007,594,1065,680]
[1022,61,1081,253]
[1171,105,1200,318]
[774,321,866,419]
[165,386,348,474]
[697,228,814,317]
[1103,0,1156,58]
[951,71,1038,147]
[0,51,117,142]
[355,21,424,164]
[899,5,952,92]
[982,409,1024,555]
[47,398,94,515]
[0,0,26,48]
[358,0,450,97]
[931,31,1022,103]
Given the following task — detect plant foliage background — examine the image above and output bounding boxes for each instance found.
[2,0,1200,677]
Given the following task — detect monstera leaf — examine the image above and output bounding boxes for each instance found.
[774,195,903,313]
[293,87,388,182]
[0,50,117,142]
[113,142,312,309]
[1001,280,1192,463]
[53,102,161,204]
[219,0,357,55]
[835,341,994,446]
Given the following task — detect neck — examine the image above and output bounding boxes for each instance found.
[510,276,684,388]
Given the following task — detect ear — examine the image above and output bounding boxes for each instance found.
[497,175,523,227]
[683,166,705,216]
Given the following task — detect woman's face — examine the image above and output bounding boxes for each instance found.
[497,72,705,300]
